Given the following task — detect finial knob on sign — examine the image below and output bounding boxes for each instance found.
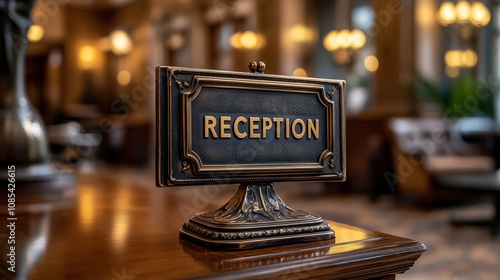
[248,61,266,74]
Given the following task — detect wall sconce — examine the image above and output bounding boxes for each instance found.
[110,30,133,55]
[445,49,478,68]
[323,29,366,64]
[438,1,490,41]
[444,49,477,77]
[78,46,96,70]
[230,31,265,50]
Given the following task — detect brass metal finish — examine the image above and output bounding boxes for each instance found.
[156,62,345,250]
[156,65,346,186]
[180,76,335,176]
[248,61,266,73]
[180,183,334,250]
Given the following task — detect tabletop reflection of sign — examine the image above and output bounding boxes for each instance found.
[156,62,346,250]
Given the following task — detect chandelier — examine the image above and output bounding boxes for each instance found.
[437,1,489,76]
[323,29,366,64]
[437,1,490,27]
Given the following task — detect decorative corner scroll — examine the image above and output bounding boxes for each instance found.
[182,161,191,172]
[176,79,190,90]
[328,158,334,169]
[327,88,336,101]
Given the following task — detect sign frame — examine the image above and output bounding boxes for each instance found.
[156,66,346,187]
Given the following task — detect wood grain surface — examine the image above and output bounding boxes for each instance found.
[1,171,425,279]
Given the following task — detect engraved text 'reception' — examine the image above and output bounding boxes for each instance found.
[203,115,320,140]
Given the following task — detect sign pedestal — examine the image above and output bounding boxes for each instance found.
[157,61,345,251]
[180,183,334,250]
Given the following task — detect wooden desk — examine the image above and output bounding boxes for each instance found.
[2,172,425,279]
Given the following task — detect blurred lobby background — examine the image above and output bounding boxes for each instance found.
[19,0,500,278]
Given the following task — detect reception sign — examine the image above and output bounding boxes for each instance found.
[156,66,346,186]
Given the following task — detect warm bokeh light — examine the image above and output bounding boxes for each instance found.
[111,188,131,251]
[364,55,379,72]
[462,49,478,67]
[417,0,435,27]
[350,29,366,50]
[292,68,307,77]
[289,24,314,44]
[333,49,350,64]
[168,33,185,50]
[324,29,365,53]
[323,30,339,51]
[240,31,258,49]
[438,1,490,27]
[455,1,471,23]
[338,29,351,49]
[110,30,133,55]
[79,46,96,62]
[438,2,456,25]
[445,49,477,68]
[445,50,460,67]
[27,24,44,42]
[230,32,242,49]
[445,65,459,78]
[78,46,96,69]
[117,70,131,85]
[470,2,491,27]
[230,31,264,50]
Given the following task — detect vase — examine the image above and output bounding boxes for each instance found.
[0,0,55,179]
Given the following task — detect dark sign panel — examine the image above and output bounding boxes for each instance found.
[156,66,346,186]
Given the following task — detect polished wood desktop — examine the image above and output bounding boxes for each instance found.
[3,171,425,279]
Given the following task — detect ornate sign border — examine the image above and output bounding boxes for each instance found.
[156,66,346,186]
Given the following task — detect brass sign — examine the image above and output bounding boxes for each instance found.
[156,62,346,250]
[156,65,345,186]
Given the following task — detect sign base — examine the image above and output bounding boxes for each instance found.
[179,184,335,250]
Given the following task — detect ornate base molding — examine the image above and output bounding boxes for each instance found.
[179,184,335,250]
